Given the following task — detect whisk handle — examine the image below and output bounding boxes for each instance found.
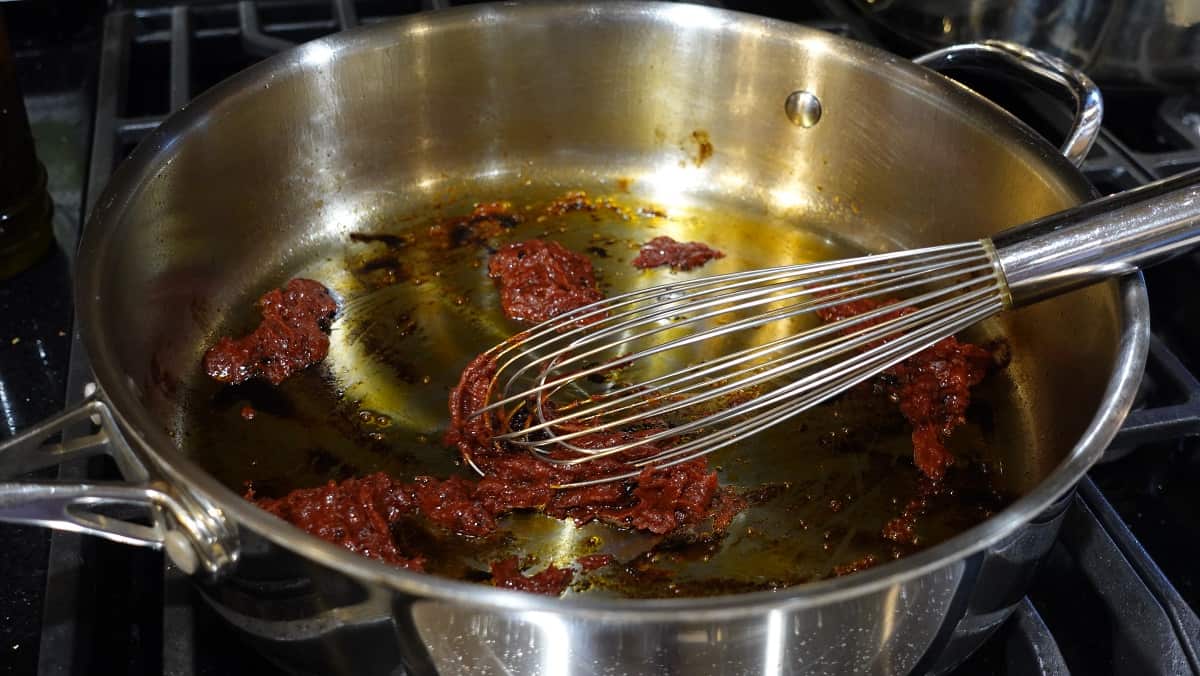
[993,167,1200,307]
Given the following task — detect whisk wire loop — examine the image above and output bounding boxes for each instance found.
[483,248,995,414]
[472,239,1008,487]
[505,272,998,451]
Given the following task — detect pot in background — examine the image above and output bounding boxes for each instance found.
[826,0,1200,90]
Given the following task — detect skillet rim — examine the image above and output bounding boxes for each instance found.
[76,0,1150,619]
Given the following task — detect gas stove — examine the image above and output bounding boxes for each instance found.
[1,2,1198,675]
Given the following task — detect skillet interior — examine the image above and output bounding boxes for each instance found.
[174,183,1023,596]
[78,3,1120,599]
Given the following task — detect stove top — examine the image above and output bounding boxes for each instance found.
[1,2,1199,675]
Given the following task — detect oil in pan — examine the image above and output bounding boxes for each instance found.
[179,180,1020,598]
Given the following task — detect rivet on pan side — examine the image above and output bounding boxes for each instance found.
[165,530,199,575]
[785,90,822,128]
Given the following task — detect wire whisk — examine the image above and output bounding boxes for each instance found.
[472,168,1200,487]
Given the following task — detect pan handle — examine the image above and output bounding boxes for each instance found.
[0,397,238,578]
[915,40,1103,167]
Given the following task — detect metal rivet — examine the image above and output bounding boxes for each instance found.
[165,530,199,575]
[83,382,102,425]
[785,90,822,128]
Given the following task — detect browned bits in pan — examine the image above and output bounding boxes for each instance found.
[427,201,522,249]
[489,556,574,595]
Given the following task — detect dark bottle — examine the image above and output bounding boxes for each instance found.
[0,11,53,280]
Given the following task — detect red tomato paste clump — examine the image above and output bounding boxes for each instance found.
[632,236,724,271]
[203,278,337,385]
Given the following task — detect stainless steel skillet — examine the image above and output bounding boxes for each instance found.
[0,4,1144,674]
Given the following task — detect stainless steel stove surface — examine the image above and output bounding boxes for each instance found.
[1,1,1199,675]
